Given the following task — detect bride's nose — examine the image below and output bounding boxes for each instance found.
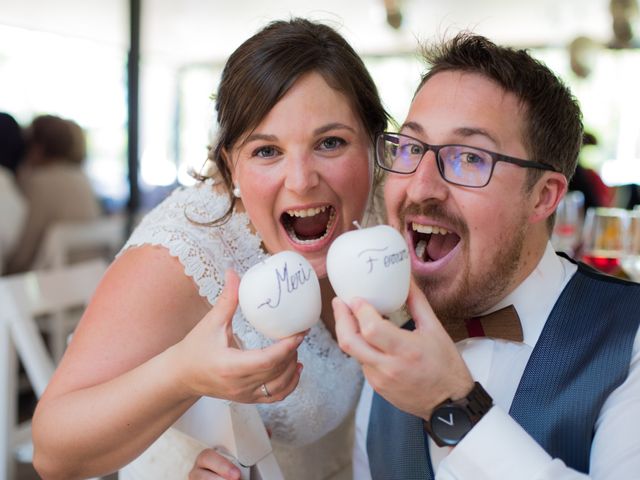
[284,154,320,194]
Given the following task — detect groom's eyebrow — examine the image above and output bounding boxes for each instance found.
[401,121,424,135]
[401,121,499,145]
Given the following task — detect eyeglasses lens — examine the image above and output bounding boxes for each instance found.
[379,134,493,187]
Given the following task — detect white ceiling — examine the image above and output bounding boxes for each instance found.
[0,0,618,65]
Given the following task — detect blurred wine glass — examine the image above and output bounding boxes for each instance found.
[581,207,628,275]
[552,191,585,256]
[622,209,640,281]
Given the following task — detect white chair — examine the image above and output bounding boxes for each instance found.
[30,215,128,362]
[0,259,107,480]
[33,214,129,271]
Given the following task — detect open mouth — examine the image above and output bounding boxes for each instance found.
[410,222,460,262]
[281,205,337,244]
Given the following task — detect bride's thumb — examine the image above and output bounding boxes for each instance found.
[208,270,240,333]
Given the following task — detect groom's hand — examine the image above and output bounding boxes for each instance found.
[333,278,474,419]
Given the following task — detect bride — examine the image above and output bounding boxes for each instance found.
[32,18,389,479]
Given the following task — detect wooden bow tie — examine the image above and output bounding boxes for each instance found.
[447,305,523,343]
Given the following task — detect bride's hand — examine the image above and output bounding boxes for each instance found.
[188,448,241,480]
[171,270,305,403]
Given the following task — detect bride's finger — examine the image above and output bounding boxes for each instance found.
[256,362,303,403]
[230,344,300,390]
[230,333,305,376]
[256,359,303,402]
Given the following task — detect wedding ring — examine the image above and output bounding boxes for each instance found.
[261,383,272,398]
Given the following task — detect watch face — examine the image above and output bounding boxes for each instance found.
[430,405,473,446]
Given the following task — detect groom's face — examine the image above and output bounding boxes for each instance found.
[383,70,536,320]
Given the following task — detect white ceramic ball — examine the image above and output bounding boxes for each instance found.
[326,225,410,314]
[238,251,321,339]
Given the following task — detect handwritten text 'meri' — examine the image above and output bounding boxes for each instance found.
[258,262,313,309]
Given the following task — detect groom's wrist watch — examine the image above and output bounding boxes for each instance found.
[423,381,493,447]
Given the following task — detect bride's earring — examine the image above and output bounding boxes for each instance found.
[232,185,242,198]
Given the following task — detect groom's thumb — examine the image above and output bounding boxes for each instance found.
[406,277,439,332]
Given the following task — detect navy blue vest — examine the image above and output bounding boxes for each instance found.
[367,261,640,479]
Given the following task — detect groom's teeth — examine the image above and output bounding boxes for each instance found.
[412,222,450,235]
[286,206,327,218]
[415,239,427,259]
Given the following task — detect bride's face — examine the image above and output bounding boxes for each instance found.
[230,72,371,278]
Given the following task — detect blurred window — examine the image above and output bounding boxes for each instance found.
[3,21,640,213]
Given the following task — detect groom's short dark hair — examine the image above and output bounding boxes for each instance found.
[417,33,583,186]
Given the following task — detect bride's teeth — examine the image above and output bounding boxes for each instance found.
[415,239,427,259]
[412,222,450,235]
[286,206,327,218]
[286,208,336,244]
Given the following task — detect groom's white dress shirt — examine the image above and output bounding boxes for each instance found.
[353,243,640,479]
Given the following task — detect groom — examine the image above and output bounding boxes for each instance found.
[333,33,640,478]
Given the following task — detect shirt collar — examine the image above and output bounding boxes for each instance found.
[486,242,577,347]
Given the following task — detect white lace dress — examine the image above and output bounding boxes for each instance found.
[118,181,363,480]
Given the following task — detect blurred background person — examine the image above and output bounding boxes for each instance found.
[7,114,101,273]
[0,112,27,275]
[568,131,614,212]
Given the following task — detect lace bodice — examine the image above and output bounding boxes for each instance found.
[118,181,363,479]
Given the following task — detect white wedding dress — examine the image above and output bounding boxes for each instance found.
[118,180,363,479]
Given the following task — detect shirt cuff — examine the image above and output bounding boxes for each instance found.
[437,406,552,479]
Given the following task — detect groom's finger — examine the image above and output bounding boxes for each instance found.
[351,299,407,355]
[333,297,384,365]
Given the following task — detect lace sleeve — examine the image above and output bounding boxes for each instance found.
[119,180,266,305]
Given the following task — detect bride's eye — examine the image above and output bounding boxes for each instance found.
[252,145,281,159]
[317,136,346,152]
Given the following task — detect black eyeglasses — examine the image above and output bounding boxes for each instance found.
[375,132,557,188]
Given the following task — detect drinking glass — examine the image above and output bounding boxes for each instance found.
[581,207,628,275]
[622,210,640,281]
[552,191,584,256]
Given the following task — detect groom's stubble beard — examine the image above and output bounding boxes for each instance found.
[402,202,528,332]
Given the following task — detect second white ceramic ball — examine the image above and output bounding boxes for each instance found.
[327,225,410,314]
